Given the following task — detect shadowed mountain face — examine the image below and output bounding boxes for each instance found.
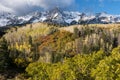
[1,8,120,27]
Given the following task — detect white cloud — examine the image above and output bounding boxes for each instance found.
[0,0,75,15]
[0,3,15,13]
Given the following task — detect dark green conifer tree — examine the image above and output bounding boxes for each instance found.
[0,38,10,71]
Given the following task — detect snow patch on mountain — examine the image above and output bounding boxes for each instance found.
[0,8,120,27]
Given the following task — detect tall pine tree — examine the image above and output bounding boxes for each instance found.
[0,38,10,71]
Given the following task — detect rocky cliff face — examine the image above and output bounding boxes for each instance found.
[0,8,120,27]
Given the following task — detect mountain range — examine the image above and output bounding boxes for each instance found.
[1,7,120,27]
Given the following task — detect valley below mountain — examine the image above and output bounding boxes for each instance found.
[0,22,120,80]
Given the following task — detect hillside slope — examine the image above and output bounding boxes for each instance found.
[1,23,120,79]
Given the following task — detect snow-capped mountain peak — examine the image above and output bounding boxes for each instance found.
[0,8,120,27]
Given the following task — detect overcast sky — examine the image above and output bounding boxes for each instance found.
[0,0,75,15]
